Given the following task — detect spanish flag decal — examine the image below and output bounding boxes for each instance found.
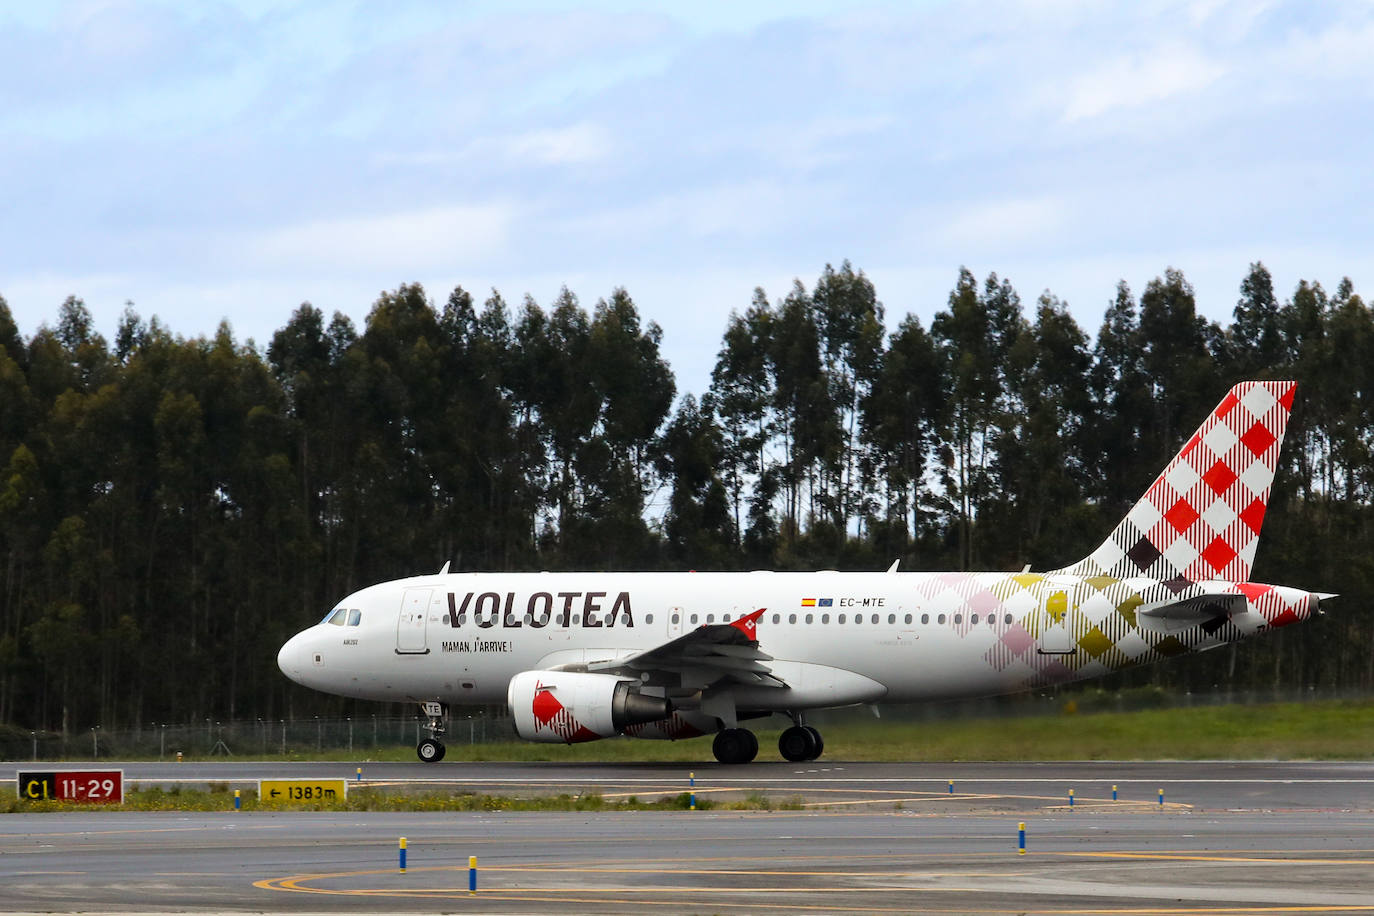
[800,598,817,607]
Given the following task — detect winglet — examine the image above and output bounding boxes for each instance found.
[886,559,900,573]
[438,560,451,575]
[731,608,766,640]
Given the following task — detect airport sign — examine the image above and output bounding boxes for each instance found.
[18,770,124,804]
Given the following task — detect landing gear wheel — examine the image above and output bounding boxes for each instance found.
[778,725,819,762]
[417,738,446,763]
[712,727,759,764]
[803,725,824,760]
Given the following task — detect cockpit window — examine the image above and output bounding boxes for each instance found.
[347,608,362,627]
[325,608,347,626]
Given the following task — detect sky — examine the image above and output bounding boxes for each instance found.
[2,0,1372,398]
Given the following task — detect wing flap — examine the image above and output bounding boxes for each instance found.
[585,608,787,690]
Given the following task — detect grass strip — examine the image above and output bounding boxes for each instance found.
[1,786,805,814]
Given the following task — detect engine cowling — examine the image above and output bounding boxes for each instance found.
[508,670,673,743]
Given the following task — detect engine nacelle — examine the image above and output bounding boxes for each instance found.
[508,670,672,743]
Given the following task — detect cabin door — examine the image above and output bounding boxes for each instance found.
[1036,580,1080,656]
[396,588,432,654]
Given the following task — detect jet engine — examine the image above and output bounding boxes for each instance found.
[508,670,672,743]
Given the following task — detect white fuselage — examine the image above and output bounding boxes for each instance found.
[277,569,1315,713]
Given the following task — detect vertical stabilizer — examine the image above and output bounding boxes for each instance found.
[1057,380,1296,583]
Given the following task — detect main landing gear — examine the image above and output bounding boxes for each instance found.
[712,727,759,764]
[416,700,447,763]
[778,724,824,762]
[711,721,826,764]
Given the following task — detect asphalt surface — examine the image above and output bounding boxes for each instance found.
[2,760,1373,913]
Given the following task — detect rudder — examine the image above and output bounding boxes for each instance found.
[1058,380,1296,583]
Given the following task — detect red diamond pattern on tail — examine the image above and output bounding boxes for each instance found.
[1240,421,1276,457]
[1202,535,1238,574]
[1202,461,1237,496]
[1055,380,1296,584]
[1164,498,1199,533]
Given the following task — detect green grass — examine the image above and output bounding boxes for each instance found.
[314,698,1374,763]
[0,786,721,814]
[22,698,1374,765]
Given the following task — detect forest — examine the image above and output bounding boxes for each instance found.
[1,260,1371,735]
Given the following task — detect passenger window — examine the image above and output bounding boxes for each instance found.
[691,614,699,624]
[903,614,912,624]
[937,613,946,624]
[646,614,654,624]
[871,614,879,624]
[707,614,715,624]
[954,614,962,624]
[672,613,680,624]
[889,614,897,624]
[723,614,731,622]
[805,613,813,624]
[573,614,581,625]
[788,613,797,624]
[821,614,830,624]
[971,614,979,625]
[838,614,846,624]
[326,608,347,626]
[1004,613,1013,624]
[347,609,361,626]
[854,615,862,625]
[921,613,929,624]
[772,613,780,624]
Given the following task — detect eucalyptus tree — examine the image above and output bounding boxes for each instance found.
[659,394,734,567]
[708,290,774,550]
[929,269,1025,570]
[858,314,940,561]
[811,261,884,530]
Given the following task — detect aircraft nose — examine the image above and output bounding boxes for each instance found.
[277,633,306,684]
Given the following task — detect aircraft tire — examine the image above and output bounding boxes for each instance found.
[417,738,446,763]
[712,727,759,764]
[778,725,818,762]
[803,725,823,760]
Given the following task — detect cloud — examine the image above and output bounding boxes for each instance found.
[1060,43,1227,122]
[246,204,516,273]
[941,196,1071,250]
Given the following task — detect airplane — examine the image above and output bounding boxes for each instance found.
[278,380,1331,764]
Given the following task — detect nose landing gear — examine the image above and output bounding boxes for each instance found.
[416,700,447,763]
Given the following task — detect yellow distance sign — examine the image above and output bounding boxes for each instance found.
[258,778,348,805]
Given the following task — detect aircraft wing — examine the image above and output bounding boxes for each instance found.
[585,608,787,689]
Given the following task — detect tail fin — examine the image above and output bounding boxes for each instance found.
[1058,380,1296,583]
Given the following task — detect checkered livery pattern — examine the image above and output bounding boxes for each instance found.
[907,571,1316,694]
[1057,381,1296,584]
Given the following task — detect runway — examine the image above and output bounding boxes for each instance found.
[2,760,1373,913]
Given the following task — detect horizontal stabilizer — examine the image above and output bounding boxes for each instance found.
[1136,593,1247,632]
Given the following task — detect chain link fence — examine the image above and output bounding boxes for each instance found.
[1,713,515,762]
[0,686,1358,761]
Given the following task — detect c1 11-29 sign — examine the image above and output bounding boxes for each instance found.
[18,770,124,804]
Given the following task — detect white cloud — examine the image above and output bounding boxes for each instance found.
[247,204,516,273]
[941,196,1071,249]
[1060,44,1227,122]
